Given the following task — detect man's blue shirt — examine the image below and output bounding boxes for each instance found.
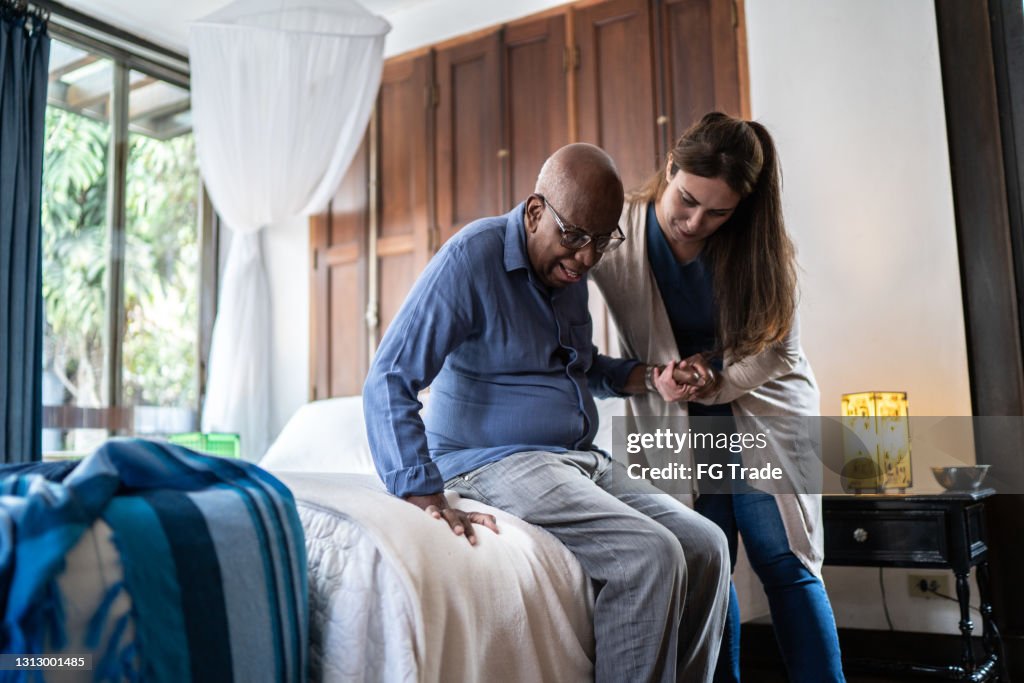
[363,202,639,497]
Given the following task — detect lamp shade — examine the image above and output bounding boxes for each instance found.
[841,391,912,492]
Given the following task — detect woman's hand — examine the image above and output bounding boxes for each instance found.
[652,360,699,402]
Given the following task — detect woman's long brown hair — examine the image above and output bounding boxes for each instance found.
[628,112,797,360]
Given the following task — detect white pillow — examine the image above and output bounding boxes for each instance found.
[261,395,378,475]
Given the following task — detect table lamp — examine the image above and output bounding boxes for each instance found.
[840,391,912,493]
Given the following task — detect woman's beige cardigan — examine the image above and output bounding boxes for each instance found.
[591,201,825,577]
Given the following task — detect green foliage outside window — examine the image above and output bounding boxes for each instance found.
[42,108,109,409]
[122,128,200,408]
[42,106,200,411]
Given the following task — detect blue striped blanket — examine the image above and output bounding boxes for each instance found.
[0,438,308,682]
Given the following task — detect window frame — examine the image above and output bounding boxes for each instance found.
[40,13,217,439]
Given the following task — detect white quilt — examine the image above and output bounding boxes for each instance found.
[275,471,595,683]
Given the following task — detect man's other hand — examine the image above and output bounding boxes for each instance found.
[404,492,499,545]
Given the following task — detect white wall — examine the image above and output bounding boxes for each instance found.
[745,0,973,634]
[747,0,971,420]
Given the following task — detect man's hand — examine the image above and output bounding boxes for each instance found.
[672,354,719,399]
[404,492,499,545]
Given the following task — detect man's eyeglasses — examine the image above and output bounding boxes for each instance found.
[536,194,625,253]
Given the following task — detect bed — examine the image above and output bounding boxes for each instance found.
[260,395,606,683]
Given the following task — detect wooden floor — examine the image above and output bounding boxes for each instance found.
[740,622,1007,682]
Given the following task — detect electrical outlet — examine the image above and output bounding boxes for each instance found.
[908,573,951,599]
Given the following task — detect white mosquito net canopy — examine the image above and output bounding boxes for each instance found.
[189,0,389,459]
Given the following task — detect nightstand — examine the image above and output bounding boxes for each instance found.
[822,489,1002,681]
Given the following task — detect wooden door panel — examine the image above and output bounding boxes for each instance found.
[310,134,369,399]
[504,13,569,209]
[377,251,415,343]
[574,0,660,191]
[435,31,503,245]
[377,52,433,343]
[659,0,743,144]
[378,54,432,244]
[328,257,364,397]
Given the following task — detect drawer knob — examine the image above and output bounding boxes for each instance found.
[853,527,868,543]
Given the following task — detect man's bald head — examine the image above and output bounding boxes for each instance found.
[523,144,625,288]
[535,144,624,225]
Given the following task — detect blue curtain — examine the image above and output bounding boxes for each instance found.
[0,5,49,464]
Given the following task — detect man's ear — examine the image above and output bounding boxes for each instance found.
[525,195,542,233]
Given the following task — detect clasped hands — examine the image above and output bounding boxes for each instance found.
[651,354,719,403]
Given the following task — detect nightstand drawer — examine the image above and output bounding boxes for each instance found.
[824,508,948,566]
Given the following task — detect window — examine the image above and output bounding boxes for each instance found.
[42,36,206,453]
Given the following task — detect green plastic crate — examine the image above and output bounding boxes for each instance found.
[167,432,241,459]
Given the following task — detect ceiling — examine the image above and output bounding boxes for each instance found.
[50,0,415,138]
[63,0,415,55]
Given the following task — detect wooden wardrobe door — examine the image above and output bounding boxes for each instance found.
[656,0,745,147]
[503,12,570,210]
[574,0,660,191]
[376,52,434,344]
[435,31,503,245]
[310,135,369,399]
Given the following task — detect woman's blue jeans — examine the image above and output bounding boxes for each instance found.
[695,489,845,682]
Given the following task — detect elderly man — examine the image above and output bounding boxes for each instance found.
[363,143,729,683]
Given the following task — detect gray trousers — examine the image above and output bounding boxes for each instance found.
[445,450,730,683]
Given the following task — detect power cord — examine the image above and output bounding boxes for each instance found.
[919,581,983,617]
[879,567,895,630]
[881,571,992,631]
